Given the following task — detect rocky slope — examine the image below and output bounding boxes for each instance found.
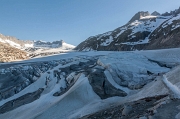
[0,42,28,62]
[34,40,64,48]
[0,33,75,61]
[75,7,180,51]
[0,34,33,49]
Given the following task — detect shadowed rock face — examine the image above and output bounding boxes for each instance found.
[151,11,161,16]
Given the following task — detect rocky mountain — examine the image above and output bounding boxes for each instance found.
[27,40,75,58]
[34,40,64,48]
[151,11,161,16]
[0,33,75,62]
[0,33,75,50]
[75,7,180,51]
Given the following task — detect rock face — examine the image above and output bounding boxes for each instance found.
[0,33,33,49]
[128,11,150,23]
[75,7,180,51]
[0,42,28,62]
[151,11,161,16]
[34,40,64,48]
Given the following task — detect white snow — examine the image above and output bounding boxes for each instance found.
[121,37,149,45]
[0,74,100,119]
[140,15,157,19]
[114,27,127,38]
[104,70,131,94]
[100,36,113,46]
[162,14,180,28]
[0,39,21,49]
[0,38,6,43]
[136,48,180,63]
[24,43,33,48]
[171,23,180,31]
[123,16,169,45]
[96,31,112,40]
[62,42,75,49]
[163,75,180,99]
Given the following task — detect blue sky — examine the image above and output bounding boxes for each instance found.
[0,0,180,45]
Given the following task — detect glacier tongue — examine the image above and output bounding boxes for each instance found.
[1,49,180,119]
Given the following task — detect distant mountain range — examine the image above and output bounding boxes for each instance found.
[75,7,180,51]
[0,34,75,62]
[0,34,74,49]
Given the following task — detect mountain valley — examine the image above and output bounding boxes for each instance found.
[1,7,180,119]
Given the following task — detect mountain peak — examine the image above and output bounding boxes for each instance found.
[128,11,150,23]
[151,11,161,16]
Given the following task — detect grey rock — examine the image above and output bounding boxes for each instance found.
[151,11,161,16]
[122,105,132,116]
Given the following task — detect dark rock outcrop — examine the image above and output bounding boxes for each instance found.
[151,11,161,16]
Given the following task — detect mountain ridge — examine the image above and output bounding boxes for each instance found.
[0,33,75,62]
[75,7,180,51]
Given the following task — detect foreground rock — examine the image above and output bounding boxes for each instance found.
[0,42,28,62]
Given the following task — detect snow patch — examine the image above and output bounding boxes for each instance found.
[163,75,180,99]
[100,36,113,46]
